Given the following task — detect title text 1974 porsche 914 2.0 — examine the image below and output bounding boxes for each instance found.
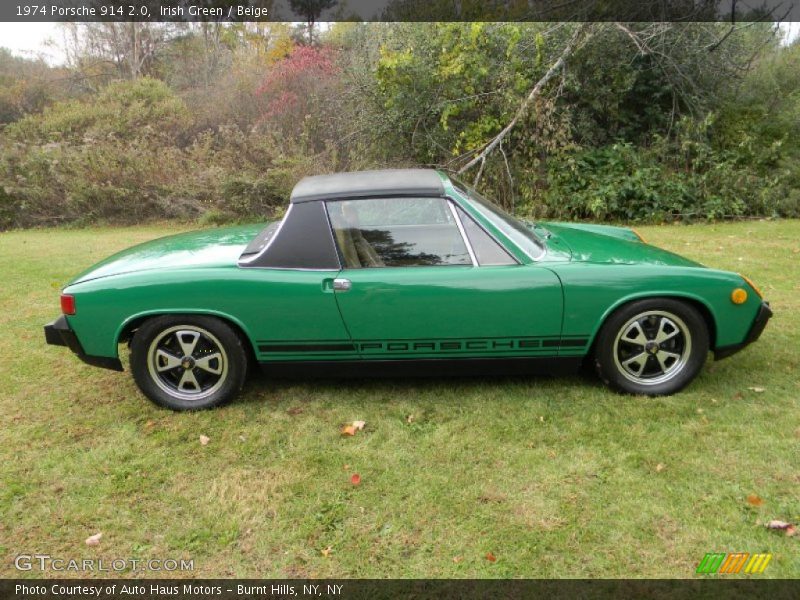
[44,169,771,410]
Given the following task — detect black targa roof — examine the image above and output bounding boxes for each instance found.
[289,169,445,203]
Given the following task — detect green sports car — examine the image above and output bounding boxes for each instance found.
[44,169,771,410]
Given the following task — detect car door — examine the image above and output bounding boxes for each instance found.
[325,196,563,360]
[237,201,359,362]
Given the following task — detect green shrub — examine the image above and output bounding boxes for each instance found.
[0,79,307,229]
[5,78,190,144]
[539,135,793,223]
[0,185,19,229]
[217,176,284,219]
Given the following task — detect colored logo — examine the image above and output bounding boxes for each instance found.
[696,552,772,574]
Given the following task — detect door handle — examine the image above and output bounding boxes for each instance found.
[333,278,352,292]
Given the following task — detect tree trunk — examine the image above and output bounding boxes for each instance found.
[129,22,141,79]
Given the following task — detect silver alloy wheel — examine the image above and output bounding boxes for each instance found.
[146,325,228,402]
[612,310,692,386]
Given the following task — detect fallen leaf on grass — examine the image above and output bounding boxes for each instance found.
[350,474,361,486]
[748,387,766,393]
[405,414,415,424]
[321,547,332,558]
[486,552,497,562]
[747,494,764,506]
[655,463,666,473]
[767,520,792,529]
[452,556,462,564]
[341,420,366,436]
[85,533,102,546]
[766,520,797,537]
[199,435,210,446]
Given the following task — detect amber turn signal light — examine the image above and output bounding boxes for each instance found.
[731,288,748,305]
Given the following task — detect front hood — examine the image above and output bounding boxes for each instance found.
[540,222,703,267]
[69,223,264,285]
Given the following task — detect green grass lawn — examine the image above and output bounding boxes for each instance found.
[1,220,798,579]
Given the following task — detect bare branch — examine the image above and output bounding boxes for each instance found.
[457,23,594,175]
[499,139,514,212]
[706,0,737,53]
[473,155,487,187]
[615,23,650,55]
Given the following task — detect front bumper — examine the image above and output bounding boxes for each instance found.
[714,301,773,360]
[44,315,124,371]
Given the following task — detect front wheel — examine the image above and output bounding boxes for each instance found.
[594,298,709,396]
[130,315,248,410]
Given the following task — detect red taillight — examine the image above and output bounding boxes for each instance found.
[60,294,75,315]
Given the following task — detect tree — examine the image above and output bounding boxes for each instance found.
[372,21,777,199]
[288,0,338,45]
[457,24,594,181]
[61,22,178,86]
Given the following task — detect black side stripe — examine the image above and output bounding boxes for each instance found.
[259,343,356,353]
[258,338,589,353]
[543,338,589,348]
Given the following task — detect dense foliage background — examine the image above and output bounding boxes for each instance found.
[0,20,798,229]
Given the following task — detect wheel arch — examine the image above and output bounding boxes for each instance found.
[116,310,258,364]
[585,292,718,357]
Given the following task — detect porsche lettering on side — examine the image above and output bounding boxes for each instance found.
[44,169,772,410]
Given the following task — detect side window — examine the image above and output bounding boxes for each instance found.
[454,205,517,266]
[326,197,472,268]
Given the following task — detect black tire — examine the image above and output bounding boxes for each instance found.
[130,315,248,411]
[594,298,709,396]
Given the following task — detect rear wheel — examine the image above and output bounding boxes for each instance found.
[594,298,709,396]
[130,315,247,411]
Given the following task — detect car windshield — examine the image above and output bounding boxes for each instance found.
[451,177,544,260]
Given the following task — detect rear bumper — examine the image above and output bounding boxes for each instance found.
[44,315,124,371]
[714,301,773,360]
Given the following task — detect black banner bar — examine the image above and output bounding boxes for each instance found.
[2,0,799,22]
[2,579,800,600]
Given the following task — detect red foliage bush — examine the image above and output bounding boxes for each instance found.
[256,45,339,126]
